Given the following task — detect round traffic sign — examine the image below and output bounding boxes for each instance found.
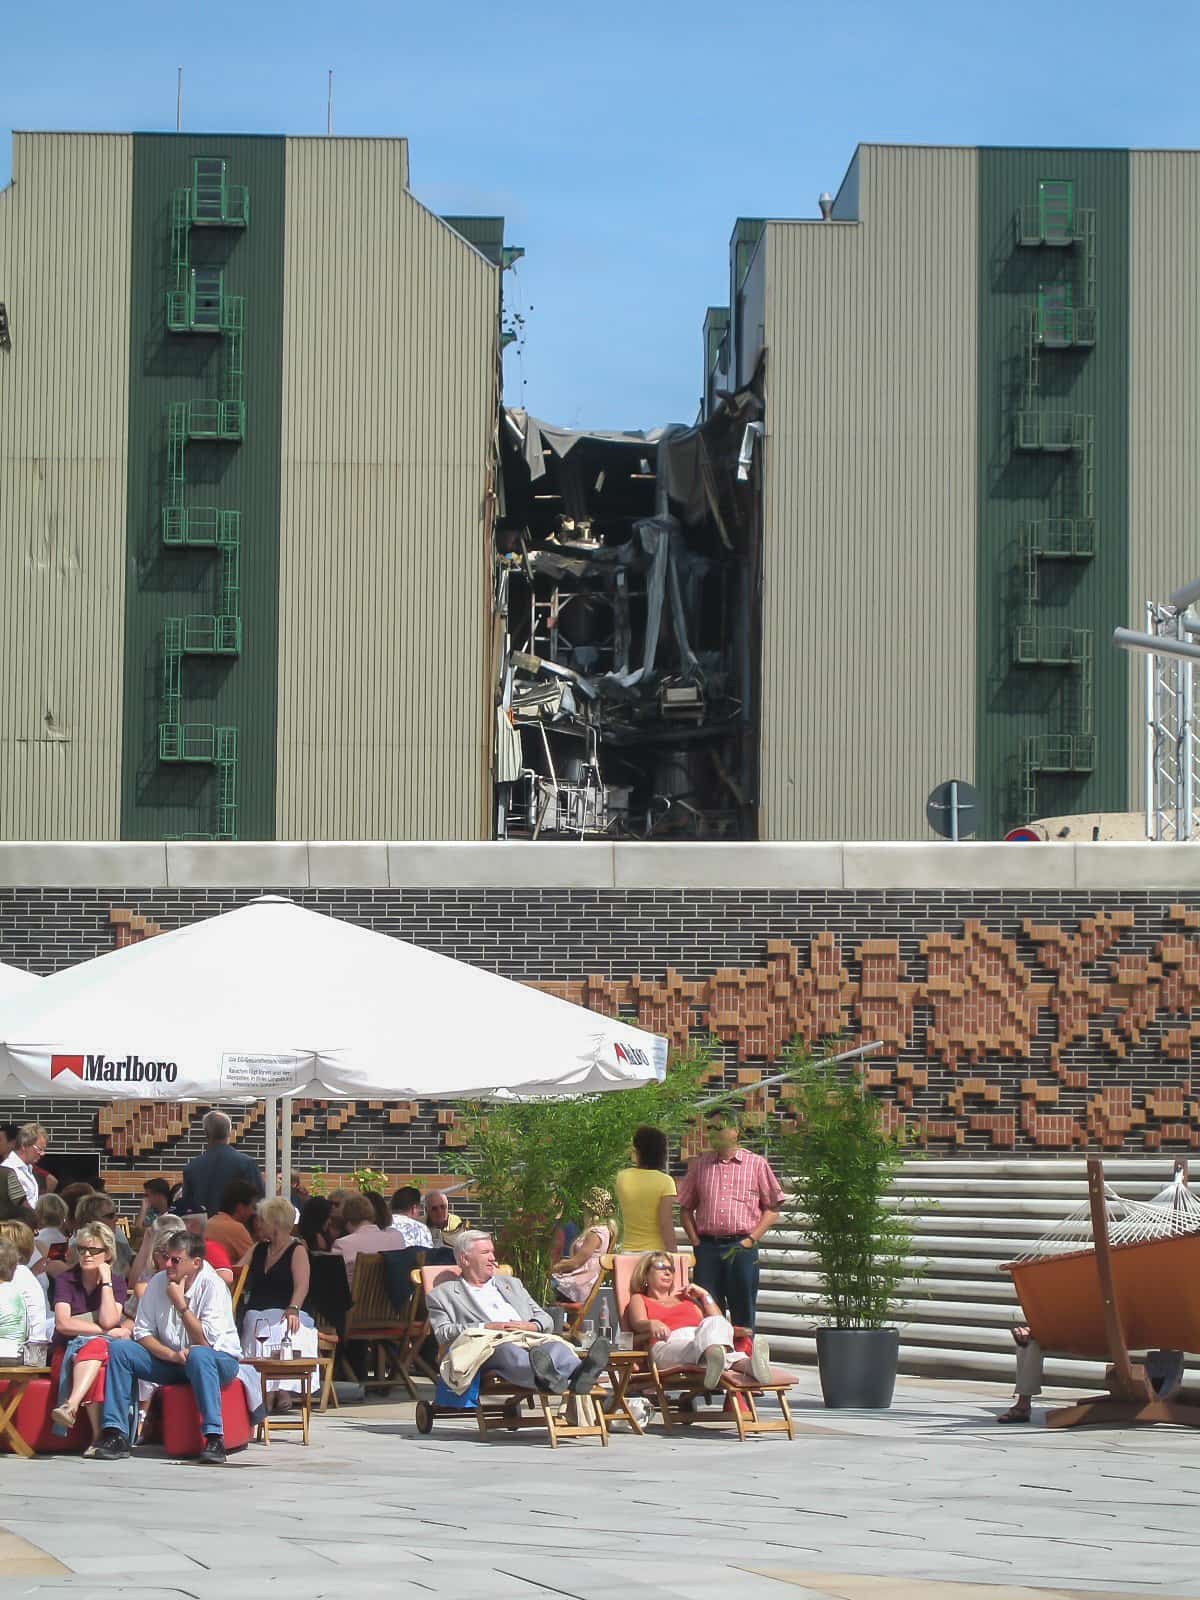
[926,780,978,840]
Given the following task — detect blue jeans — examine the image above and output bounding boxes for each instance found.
[693,1236,760,1330]
[101,1342,241,1440]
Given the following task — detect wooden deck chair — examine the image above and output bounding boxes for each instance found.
[608,1252,796,1442]
[411,1263,607,1449]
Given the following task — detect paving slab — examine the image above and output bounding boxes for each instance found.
[2,1375,1200,1600]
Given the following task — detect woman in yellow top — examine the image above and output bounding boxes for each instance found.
[615,1126,677,1253]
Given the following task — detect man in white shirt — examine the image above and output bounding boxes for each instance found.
[0,1123,47,1227]
[92,1230,242,1465]
[390,1186,433,1249]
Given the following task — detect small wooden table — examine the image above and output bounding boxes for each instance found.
[244,1357,318,1446]
[604,1349,650,1436]
[0,1365,52,1459]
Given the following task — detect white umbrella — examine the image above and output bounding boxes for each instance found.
[0,960,39,1000]
[0,896,667,1103]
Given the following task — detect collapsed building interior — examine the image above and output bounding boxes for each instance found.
[493,382,763,840]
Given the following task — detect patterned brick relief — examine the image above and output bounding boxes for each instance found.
[6,892,1200,1173]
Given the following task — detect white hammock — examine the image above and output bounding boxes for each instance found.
[1012,1171,1200,1264]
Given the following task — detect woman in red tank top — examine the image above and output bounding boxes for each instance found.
[627,1252,772,1390]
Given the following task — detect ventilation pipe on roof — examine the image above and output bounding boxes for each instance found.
[818,191,833,221]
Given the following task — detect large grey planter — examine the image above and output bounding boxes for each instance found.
[816,1327,899,1408]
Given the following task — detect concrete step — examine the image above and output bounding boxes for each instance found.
[761,1153,1191,1385]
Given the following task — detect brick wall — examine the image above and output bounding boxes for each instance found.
[5,880,1200,1190]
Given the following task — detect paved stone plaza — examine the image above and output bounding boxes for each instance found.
[1,1374,1198,1600]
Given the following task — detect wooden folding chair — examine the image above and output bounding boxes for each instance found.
[342,1253,418,1399]
[308,1311,340,1411]
[230,1263,249,1315]
[607,1252,796,1442]
[556,1258,611,1343]
[411,1263,608,1448]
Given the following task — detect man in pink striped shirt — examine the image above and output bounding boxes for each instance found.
[678,1109,783,1330]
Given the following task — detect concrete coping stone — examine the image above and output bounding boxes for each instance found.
[0,839,1191,891]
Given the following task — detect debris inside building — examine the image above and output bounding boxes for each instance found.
[493,379,763,840]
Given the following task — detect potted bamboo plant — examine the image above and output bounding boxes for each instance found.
[774,1047,913,1407]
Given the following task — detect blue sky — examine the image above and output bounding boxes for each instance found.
[6,1,1197,428]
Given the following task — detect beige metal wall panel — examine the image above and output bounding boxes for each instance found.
[736,236,766,388]
[0,133,131,839]
[1127,152,1200,813]
[277,138,498,840]
[759,145,978,840]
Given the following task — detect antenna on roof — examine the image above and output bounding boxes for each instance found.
[176,67,183,134]
[327,69,333,137]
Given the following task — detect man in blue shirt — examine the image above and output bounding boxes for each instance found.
[179,1111,263,1219]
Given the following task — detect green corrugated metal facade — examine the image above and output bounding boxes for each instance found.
[975,149,1130,837]
[119,135,285,841]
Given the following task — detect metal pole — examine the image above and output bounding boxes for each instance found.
[1183,613,1195,841]
[264,1095,278,1197]
[696,1040,885,1109]
[949,780,960,842]
[176,67,182,134]
[327,70,333,137]
[281,1098,293,1200]
[1145,602,1156,839]
[1114,626,1200,664]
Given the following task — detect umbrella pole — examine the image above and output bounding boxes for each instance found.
[265,1095,278,1198]
[281,1097,293,1201]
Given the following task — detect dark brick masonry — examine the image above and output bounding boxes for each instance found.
[3,886,1200,1195]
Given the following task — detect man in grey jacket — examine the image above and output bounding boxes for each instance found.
[427,1230,610,1393]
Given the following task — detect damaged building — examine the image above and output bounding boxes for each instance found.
[492,391,763,839]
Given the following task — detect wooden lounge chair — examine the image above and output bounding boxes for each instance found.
[607,1252,796,1442]
[1006,1156,1200,1430]
[411,1263,608,1448]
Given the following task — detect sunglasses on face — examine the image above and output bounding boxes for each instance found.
[163,1253,185,1265]
[77,1245,107,1257]
[649,1259,672,1270]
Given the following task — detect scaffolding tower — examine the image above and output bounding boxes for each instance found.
[1144,600,1200,841]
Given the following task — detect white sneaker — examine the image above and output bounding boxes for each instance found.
[703,1346,726,1390]
[749,1335,772,1383]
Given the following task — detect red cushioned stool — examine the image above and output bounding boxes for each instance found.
[0,1378,90,1455]
[149,1380,253,1457]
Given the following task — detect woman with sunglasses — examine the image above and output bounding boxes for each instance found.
[49,1221,132,1452]
[627,1252,772,1390]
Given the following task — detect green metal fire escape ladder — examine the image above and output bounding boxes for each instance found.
[157,157,248,841]
[1011,179,1100,822]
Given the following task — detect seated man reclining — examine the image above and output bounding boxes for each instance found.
[427,1229,610,1397]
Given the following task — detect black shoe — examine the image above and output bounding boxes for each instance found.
[199,1434,227,1465]
[528,1346,571,1394]
[90,1430,131,1461]
[569,1336,612,1395]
